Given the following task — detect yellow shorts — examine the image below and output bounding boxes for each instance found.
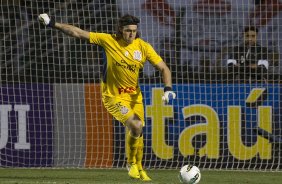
[102,96,145,126]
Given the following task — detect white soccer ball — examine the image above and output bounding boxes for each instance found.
[178,164,201,184]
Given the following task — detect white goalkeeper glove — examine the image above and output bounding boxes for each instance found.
[162,87,176,104]
[38,13,55,27]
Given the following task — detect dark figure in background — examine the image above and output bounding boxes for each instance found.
[227,26,269,83]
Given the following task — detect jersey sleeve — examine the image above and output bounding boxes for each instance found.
[145,42,163,65]
[89,32,109,46]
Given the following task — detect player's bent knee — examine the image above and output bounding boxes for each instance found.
[128,123,142,137]
[126,116,143,137]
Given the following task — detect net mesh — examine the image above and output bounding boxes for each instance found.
[0,0,281,170]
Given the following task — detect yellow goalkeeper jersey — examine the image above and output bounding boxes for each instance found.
[89,32,162,102]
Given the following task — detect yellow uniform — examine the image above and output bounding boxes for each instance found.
[89,32,162,124]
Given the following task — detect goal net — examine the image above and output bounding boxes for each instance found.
[1,0,281,171]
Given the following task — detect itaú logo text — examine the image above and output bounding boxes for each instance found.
[146,88,272,160]
[118,87,137,94]
[0,105,30,149]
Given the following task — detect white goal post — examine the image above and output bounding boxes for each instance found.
[0,0,281,171]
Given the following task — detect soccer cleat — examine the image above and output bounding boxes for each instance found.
[127,163,140,179]
[139,170,152,181]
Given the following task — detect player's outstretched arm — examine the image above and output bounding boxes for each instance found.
[155,61,176,103]
[38,13,90,41]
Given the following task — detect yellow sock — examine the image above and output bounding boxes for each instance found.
[127,131,139,164]
[136,134,144,170]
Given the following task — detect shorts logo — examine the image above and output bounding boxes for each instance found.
[120,106,129,115]
[115,102,129,115]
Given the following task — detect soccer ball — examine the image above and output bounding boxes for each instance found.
[178,164,201,184]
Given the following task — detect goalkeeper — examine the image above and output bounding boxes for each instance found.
[38,13,176,181]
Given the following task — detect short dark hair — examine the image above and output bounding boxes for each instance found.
[116,14,140,39]
[118,14,140,27]
[243,26,259,33]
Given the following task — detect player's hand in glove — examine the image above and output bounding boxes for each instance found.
[38,13,56,27]
[162,86,176,104]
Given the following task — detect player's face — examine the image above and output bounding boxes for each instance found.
[121,25,138,44]
[244,30,257,46]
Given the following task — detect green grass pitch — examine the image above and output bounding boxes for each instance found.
[0,168,281,184]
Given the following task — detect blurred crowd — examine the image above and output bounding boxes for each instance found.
[1,0,281,84]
